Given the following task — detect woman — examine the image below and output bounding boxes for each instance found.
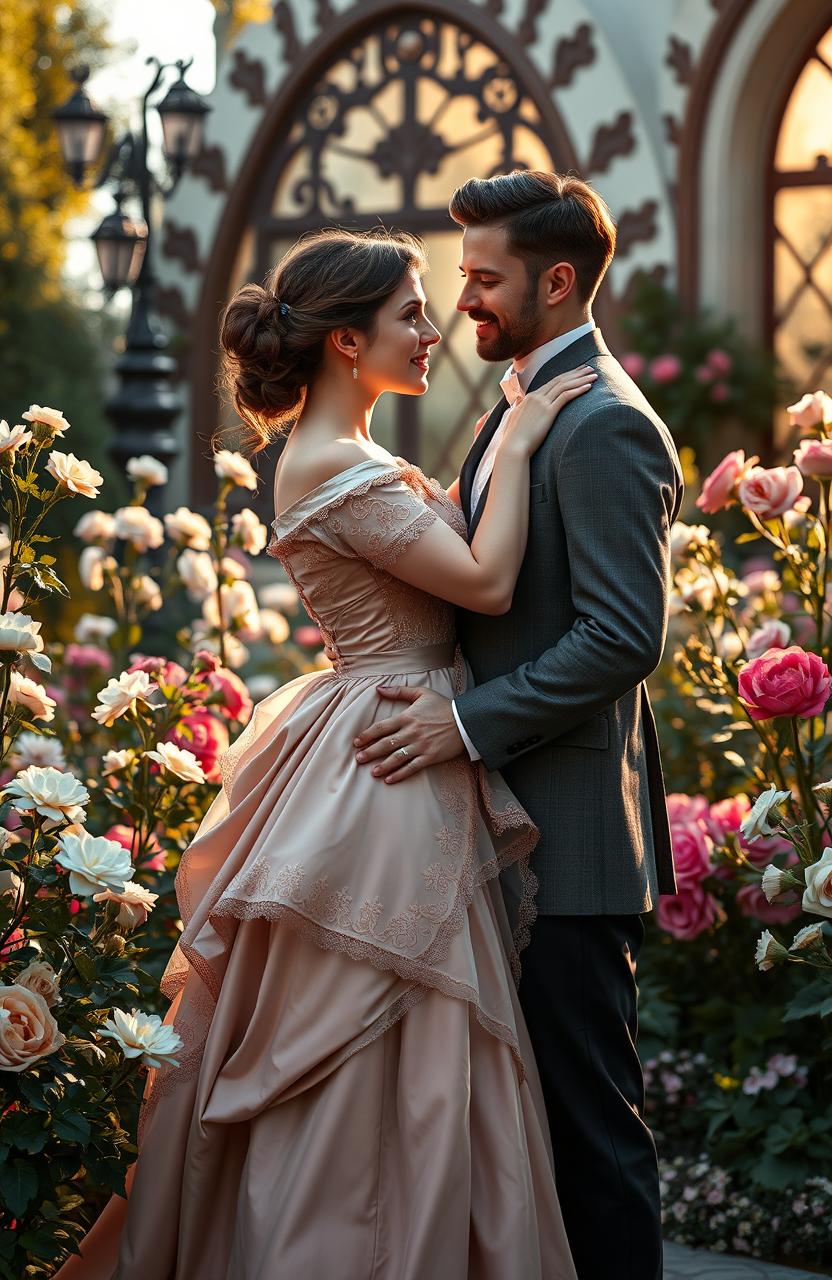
[57,228,596,1279]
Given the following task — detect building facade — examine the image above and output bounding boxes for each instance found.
[155,0,832,503]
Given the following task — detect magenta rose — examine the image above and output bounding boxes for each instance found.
[205,667,253,726]
[193,650,222,674]
[738,645,831,721]
[64,644,112,673]
[707,794,751,845]
[793,438,832,479]
[737,465,803,521]
[649,354,682,384]
[656,886,721,941]
[620,352,645,380]
[710,383,729,404]
[706,349,733,377]
[666,793,710,826]
[166,709,229,784]
[670,820,713,889]
[735,883,801,926]
[696,450,751,514]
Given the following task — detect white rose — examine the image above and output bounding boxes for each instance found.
[54,829,134,896]
[213,449,258,491]
[202,580,261,638]
[716,631,744,662]
[257,582,299,613]
[102,748,134,775]
[126,455,168,488]
[99,1007,182,1069]
[92,882,159,931]
[0,420,32,457]
[670,522,711,559]
[5,765,89,826]
[231,508,268,555]
[740,787,792,843]
[74,510,116,545]
[145,741,205,783]
[74,613,117,644]
[755,929,788,971]
[46,451,103,499]
[113,506,164,552]
[0,984,65,1071]
[16,959,61,1008]
[790,923,826,952]
[220,556,248,582]
[8,672,56,722]
[92,669,157,727]
[79,545,107,592]
[10,731,65,770]
[672,566,737,614]
[746,620,791,661]
[134,574,162,612]
[21,404,70,437]
[178,549,218,602]
[786,391,832,429]
[802,847,832,920]
[164,506,212,550]
[0,612,44,655]
[259,608,290,645]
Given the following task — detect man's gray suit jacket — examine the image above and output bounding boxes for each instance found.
[455,328,683,915]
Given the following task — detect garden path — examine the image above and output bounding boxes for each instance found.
[665,1242,825,1277]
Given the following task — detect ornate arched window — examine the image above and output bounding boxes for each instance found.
[770,25,832,399]
[220,11,570,490]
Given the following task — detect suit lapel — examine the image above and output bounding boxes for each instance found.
[460,396,507,526]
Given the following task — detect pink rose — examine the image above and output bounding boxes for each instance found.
[746,620,791,661]
[649,354,682,384]
[63,644,112,672]
[741,831,794,866]
[621,352,645,380]
[696,450,751,514]
[193,650,222,674]
[294,625,322,648]
[794,438,832,478]
[670,821,713,889]
[737,466,803,521]
[666,793,710,826]
[738,645,831,721]
[735,883,801,925]
[166,709,229,784]
[695,364,715,385]
[708,794,751,844]
[710,383,730,404]
[656,886,721,940]
[205,668,253,726]
[707,349,733,377]
[128,656,188,688]
[787,391,832,430]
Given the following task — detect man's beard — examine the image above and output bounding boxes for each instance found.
[470,280,542,363]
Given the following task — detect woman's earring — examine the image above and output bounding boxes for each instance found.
[352,352,358,381]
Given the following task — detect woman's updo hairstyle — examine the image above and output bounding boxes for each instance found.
[219,226,427,453]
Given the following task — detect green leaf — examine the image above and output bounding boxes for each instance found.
[0,1159,38,1216]
[72,951,97,984]
[783,976,832,1021]
[52,1110,91,1146]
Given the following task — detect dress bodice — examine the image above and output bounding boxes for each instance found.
[266,459,468,663]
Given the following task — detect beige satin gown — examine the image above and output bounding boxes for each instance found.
[54,459,576,1280]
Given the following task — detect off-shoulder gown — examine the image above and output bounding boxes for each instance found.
[55,459,576,1280]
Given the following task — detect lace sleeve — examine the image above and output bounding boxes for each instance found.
[312,476,439,570]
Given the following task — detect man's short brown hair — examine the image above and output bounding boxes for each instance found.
[449,170,616,304]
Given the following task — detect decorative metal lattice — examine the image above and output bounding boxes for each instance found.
[772,27,832,398]
[243,13,560,479]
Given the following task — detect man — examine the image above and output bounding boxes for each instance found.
[352,169,683,1278]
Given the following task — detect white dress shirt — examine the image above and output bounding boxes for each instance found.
[452,319,596,762]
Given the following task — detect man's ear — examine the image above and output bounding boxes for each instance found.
[542,262,576,308]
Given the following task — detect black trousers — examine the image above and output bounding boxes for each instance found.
[517,914,662,1280]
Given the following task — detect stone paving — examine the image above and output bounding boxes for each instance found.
[664,1241,826,1278]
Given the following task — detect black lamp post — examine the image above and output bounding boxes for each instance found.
[52,61,211,509]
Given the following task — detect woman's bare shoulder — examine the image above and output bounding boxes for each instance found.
[274,440,397,513]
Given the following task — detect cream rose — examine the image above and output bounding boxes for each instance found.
[0,984,65,1071]
[46,451,103,499]
[134,574,162,612]
[93,882,159,931]
[92,669,157,727]
[8,672,56,722]
[74,510,116,545]
[5,765,89,826]
[0,420,32,457]
[231,508,268,555]
[802,846,832,920]
[79,545,107,592]
[213,449,258,491]
[177,549,218,602]
[786,391,832,430]
[670,522,711,559]
[102,748,134,775]
[113,506,164,553]
[259,608,290,645]
[99,1007,182,1068]
[164,506,212,550]
[0,611,44,656]
[21,404,69,437]
[55,829,134,896]
[220,556,247,582]
[258,582,299,613]
[126,455,169,488]
[145,741,206,783]
[74,613,118,644]
[16,959,61,1008]
[202,580,261,638]
[10,731,65,770]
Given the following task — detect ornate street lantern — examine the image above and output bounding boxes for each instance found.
[52,66,109,188]
[157,64,212,178]
[91,200,147,291]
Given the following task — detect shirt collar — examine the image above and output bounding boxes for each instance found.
[506,319,596,394]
